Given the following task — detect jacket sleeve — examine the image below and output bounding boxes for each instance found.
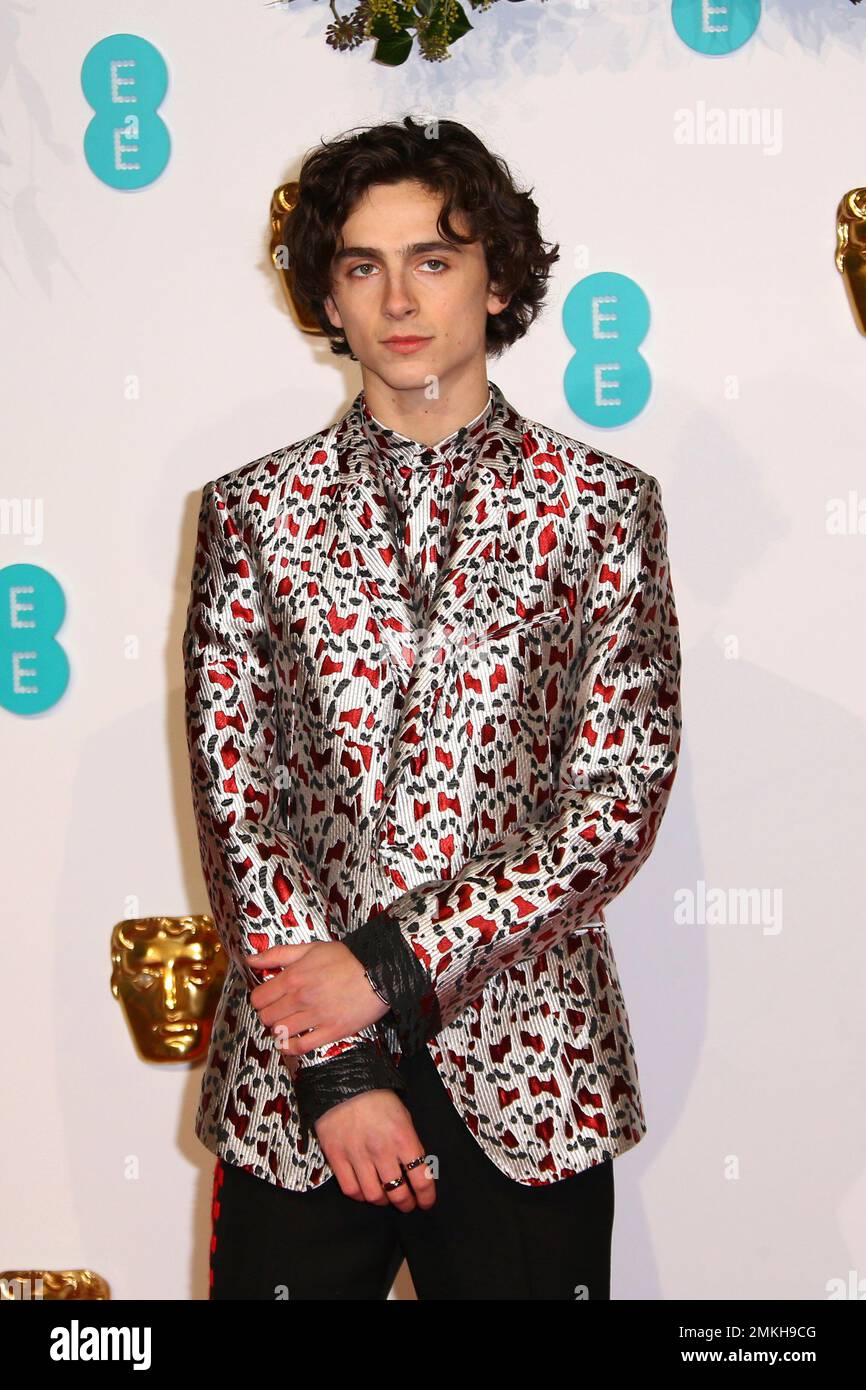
[340,472,682,1054]
[182,478,406,1119]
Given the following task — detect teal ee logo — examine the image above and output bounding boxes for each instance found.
[672,0,760,55]
[562,272,650,427]
[82,33,170,188]
[0,565,70,714]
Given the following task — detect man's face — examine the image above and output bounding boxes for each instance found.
[324,179,509,394]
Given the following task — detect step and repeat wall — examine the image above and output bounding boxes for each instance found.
[2,0,865,1300]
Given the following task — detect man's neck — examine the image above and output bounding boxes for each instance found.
[360,365,491,446]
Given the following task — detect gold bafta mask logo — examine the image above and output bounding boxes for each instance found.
[110,915,226,1063]
[836,188,866,334]
[269,180,325,335]
[0,1269,110,1300]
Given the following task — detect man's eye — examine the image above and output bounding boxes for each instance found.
[348,262,377,277]
[421,258,447,272]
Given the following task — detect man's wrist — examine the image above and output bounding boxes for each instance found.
[341,912,441,1055]
[292,1039,408,1132]
[363,968,391,1007]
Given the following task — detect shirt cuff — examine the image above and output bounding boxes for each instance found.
[292,1038,409,1131]
[341,911,442,1056]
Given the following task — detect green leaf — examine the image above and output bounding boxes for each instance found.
[445,1,473,40]
[373,29,414,64]
[370,5,413,36]
[427,1,473,42]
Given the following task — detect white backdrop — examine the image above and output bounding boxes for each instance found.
[2,0,865,1301]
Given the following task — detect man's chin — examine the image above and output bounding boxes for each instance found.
[363,354,441,391]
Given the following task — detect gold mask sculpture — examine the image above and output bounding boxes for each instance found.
[835,188,866,335]
[110,915,225,1063]
[0,1269,110,1300]
[269,180,324,334]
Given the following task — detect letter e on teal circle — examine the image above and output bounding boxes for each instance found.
[672,0,760,55]
[0,565,70,714]
[562,272,651,427]
[82,33,170,188]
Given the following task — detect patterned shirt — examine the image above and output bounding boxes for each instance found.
[359,385,495,623]
[292,386,497,1128]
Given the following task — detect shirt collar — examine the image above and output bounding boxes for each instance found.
[358,383,496,473]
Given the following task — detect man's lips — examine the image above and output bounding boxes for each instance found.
[381,335,432,354]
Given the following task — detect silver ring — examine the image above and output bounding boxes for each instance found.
[382,1173,407,1192]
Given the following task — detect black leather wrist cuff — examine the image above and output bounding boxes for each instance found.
[341,911,442,1057]
[292,1039,408,1132]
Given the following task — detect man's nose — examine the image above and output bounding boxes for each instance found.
[381,273,418,317]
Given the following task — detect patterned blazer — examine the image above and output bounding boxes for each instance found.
[183,379,682,1191]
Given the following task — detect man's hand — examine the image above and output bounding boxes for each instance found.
[248,941,390,1056]
[314,1090,436,1212]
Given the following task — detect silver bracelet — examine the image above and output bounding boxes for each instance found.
[364,969,390,1006]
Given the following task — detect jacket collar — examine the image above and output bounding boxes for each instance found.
[326,379,531,648]
[357,383,496,475]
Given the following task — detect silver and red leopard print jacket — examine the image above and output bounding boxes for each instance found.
[182,379,682,1190]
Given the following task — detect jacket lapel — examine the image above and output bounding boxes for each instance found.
[324,381,537,835]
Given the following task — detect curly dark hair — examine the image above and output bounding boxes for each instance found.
[278,115,560,359]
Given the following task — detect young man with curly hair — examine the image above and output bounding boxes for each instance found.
[183,115,682,1300]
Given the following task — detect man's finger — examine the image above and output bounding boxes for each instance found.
[250,963,305,1009]
[356,1159,391,1207]
[271,1017,322,1052]
[402,1143,436,1207]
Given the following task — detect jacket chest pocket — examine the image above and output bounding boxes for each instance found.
[457,605,573,706]
[449,608,573,847]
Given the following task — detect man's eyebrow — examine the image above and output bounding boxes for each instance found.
[332,240,464,264]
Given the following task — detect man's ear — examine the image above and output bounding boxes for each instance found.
[486,280,511,317]
[323,291,343,331]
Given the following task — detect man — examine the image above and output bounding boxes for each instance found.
[183,116,682,1300]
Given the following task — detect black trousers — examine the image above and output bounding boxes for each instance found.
[209,1044,614,1300]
